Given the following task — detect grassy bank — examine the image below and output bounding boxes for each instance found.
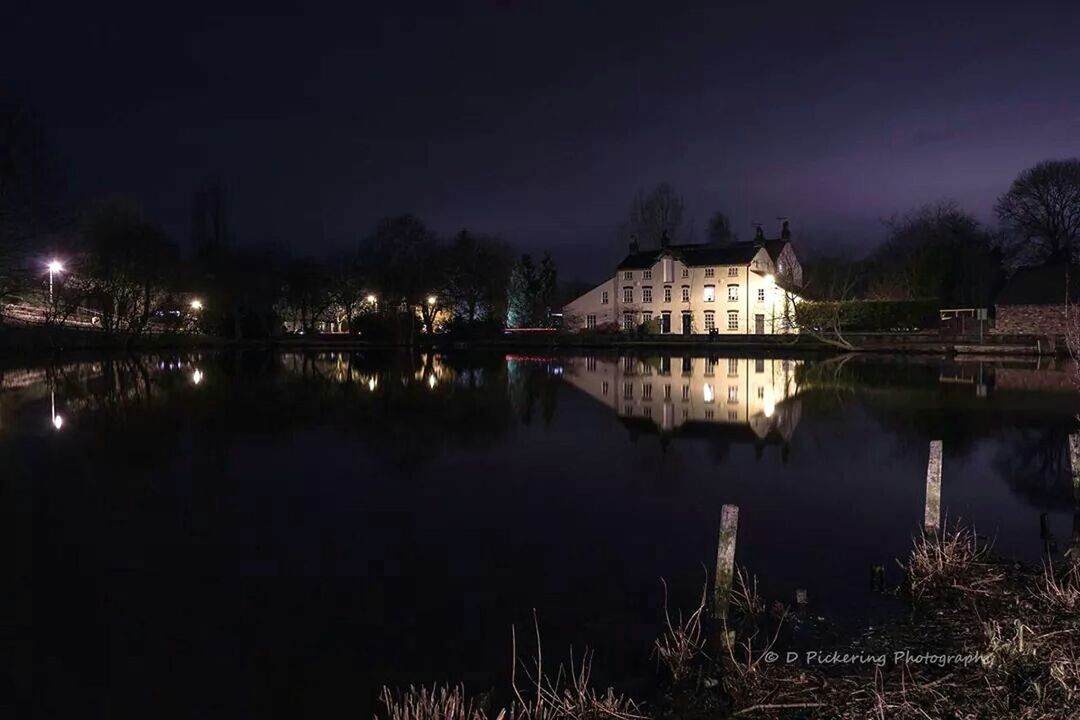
[374,523,1080,719]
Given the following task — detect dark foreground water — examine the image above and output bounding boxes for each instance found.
[8,349,1080,718]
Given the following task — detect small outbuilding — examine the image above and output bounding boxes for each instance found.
[993,264,1080,336]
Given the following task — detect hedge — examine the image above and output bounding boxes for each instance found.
[794,299,938,332]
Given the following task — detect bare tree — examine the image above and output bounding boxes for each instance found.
[995,158,1080,265]
[621,183,684,248]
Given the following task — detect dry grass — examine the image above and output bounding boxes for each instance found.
[653,578,707,685]
[1035,556,1080,612]
[904,520,1003,600]
[378,685,488,720]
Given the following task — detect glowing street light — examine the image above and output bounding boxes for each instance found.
[427,295,437,306]
[50,390,64,430]
[192,369,204,385]
[366,294,377,304]
[190,299,204,311]
[46,259,65,304]
[53,414,64,430]
[427,374,437,389]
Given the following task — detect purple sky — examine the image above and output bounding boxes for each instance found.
[4,1,1079,281]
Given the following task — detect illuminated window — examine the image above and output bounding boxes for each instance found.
[681,286,690,302]
[703,285,715,302]
[623,287,633,303]
[704,268,715,278]
[663,286,671,302]
[757,287,765,302]
[703,383,715,403]
[642,286,653,303]
[728,267,739,277]
[727,311,739,331]
[728,284,739,301]
[586,314,596,328]
[728,386,738,403]
[643,270,652,279]
[601,291,609,304]
[704,311,715,331]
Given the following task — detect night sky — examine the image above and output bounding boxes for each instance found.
[5,1,1079,281]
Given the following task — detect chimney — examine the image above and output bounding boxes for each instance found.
[753,224,765,243]
[660,229,671,248]
[780,220,791,240]
[629,234,639,254]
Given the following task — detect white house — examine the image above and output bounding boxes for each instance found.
[563,224,803,335]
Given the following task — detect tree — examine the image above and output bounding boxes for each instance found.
[442,230,514,324]
[995,159,1080,265]
[537,253,557,326]
[621,183,684,248]
[276,258,333,332]
[707,211,735,245]
[191,178,230,270]
[326,252,367,331]
[869,201,1002,306]
[506,254,537,328]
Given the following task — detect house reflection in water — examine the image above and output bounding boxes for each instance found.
[562,355,803,456]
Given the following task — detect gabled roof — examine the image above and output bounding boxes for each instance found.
[996,264,1080,306]
[616,240,770,270]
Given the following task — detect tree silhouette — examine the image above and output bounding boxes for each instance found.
[995,159,1080,265]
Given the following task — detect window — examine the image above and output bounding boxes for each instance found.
[757,288,765,302]
[727,311,739,331]
[664,384,671,400]
[623,287,633,303]
[705,409,715,420]
[642,286,653,303]
[642,383,653,400]
[622,313,635,331]
[757,387,764,399]
[586,314,596,329]
[728,284,739,302]
[704,268,715,278]
[587,356,596,371]
[601,291,609,304]
[602,381,609,395]
[624,271,633,280]
[703,383,715,403]
[643,406,652,418]
[755,358,765,373]
[727,358,739,376]
[728,410,738,421]
[681,357,692,375]
[728,267,739,277]
[705,357,716,376]
[728,386,739,403]
[681,286,690,302]
[681,267,689,278]
[683,408,689,419]
[703,285,716,302]
[681,385,690,401]
[642,311,653,324]
[643,270,652,280]
[663,286,671,302]
[623,382,634,399]
[704,311,716,331]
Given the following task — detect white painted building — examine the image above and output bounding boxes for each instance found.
[562,228,803,335]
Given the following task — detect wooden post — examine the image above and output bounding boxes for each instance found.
[1069,434,1080,503]
[713,504,739,620]
[924,440,942,534]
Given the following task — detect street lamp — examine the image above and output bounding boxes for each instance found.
[46,259,64,304]
[427,295,437,305]
[366,294,377,304]
[190,299,204,311]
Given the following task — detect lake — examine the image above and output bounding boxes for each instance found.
[8,349,1079,718]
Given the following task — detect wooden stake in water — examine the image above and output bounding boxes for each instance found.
[924,441,943,534]
[1069,434,1080,502]
[714,504,739,620]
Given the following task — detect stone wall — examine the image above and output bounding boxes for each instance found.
[993,304,1070,336]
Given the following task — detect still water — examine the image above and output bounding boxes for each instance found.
[9,349,1079,717]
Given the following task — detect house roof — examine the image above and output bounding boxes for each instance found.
[996,265,1080,306]
[616,240,773,270]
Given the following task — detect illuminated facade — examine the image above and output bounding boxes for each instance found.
[562,231,802,335]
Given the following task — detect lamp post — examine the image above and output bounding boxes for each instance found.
[47,259,64,305]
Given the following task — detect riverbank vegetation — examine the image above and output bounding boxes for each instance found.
[374,521,1080,719]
